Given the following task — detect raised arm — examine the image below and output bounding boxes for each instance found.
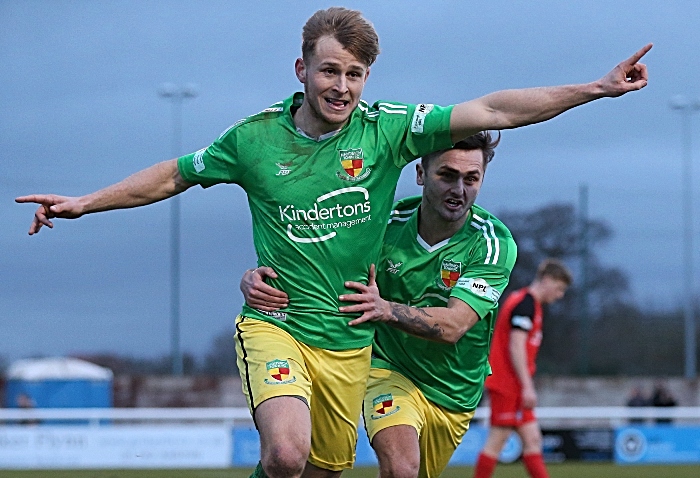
[16,159,193,235]
[339,265,479,344]
[450,43,652,142]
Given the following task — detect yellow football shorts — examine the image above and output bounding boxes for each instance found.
[363,367,475,478]
[234,315,371,471]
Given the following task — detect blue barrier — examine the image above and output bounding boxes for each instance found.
[229,423,519,466]
[615,426,700,464]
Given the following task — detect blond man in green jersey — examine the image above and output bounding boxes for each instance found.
[244,132,514,478]
[18,6,650,478]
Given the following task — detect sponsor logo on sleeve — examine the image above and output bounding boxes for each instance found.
[410,103,434,134]
[455,277,501,302]
[337,148,371,181]
[370,393,400,420]
[193,148,206,173]
[264,359,297,385]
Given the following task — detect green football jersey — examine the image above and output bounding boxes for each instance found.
[177,93,453,350]
[371,196,517,412]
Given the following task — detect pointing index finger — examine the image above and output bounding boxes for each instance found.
[15,194,52,205]
[624,43,653,66]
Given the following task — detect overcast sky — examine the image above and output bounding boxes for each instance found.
[2,0,699,363]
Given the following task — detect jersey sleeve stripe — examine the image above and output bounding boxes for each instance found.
[218,119,245,139]
[471,214,501,265]
[377,102,408,110]
[486,219,500,264]
[392,207,418,216]
[378,106,408,115]
[388,216,411,224]
[388,207,417,223]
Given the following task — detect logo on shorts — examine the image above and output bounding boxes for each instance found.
[337,148,371,181]
[370,393,400,420]
[264,359,297,385]
[438,259,462,290]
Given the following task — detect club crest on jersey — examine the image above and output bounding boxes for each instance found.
[370,393,400,420]
[264,359,296,385]
[337,148,371,181]
[438,259,462,290]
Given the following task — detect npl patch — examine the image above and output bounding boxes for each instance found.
[411,103,434,133]
[456,277,501,302]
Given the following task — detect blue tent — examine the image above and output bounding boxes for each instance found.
[5,357,113,408]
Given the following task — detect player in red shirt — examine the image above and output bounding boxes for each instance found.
[474,259,572,478]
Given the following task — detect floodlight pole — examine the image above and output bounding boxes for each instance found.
[159,83,198,376]
[578,183,591,375]
[669,95,699,379]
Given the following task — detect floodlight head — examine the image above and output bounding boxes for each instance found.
[669,95,689,110]
[181,83,199,98]
[159,83,178,98]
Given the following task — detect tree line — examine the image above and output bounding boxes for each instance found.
[499,202,697,376]
[5,201,694,377]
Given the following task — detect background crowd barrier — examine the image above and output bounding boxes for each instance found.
[1,407,699,468]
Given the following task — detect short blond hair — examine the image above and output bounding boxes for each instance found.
[302,7,380,66]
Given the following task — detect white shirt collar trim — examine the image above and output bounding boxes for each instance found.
[296,127,341,142]
[416,234,450,253]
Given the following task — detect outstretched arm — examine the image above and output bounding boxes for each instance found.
[339,264,479,344]
[450,43,652,142]
[16,159,193,235]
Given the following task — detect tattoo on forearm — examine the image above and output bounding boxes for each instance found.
[388,304,443,339]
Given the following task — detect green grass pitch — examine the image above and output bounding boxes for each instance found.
[2,464,700,478]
